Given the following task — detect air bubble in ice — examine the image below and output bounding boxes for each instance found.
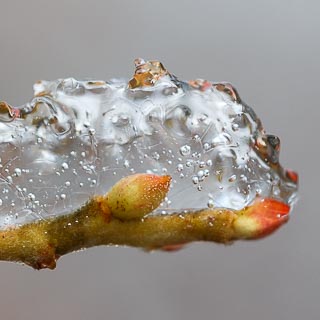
[14,168,22,177]
[28,193,35,201]
[152,152,160,160]
[179,145,191,156]
[61,162,69,170]
[123,160,130,168]
[192,176,199,184]
[177,164,184,172]
[207,199,214,208]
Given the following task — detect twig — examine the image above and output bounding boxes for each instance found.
[0,174,290,270]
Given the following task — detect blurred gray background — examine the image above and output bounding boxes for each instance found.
[0,0,318,319]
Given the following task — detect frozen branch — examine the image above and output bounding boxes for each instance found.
[0,174,290,270]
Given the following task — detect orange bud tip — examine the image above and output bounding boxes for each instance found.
[285,169,299,184]
[234,198,290,239]
[248,198,290,238]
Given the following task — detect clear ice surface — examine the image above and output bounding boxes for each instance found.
[0,59,298,228]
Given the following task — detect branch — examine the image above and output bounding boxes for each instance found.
[0,174,290,270]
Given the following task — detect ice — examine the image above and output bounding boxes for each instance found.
[0,59,298,228]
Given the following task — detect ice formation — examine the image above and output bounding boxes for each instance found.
[0,59,298,228]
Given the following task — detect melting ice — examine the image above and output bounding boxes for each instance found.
[0,59,298,227]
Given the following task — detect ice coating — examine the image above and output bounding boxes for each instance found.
[0,59,298,228]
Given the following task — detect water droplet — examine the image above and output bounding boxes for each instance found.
[203,142,211,151]
[152,152,160,160]
[192,176,199,184]
[14,168,22,177]
[197,170,204,177]
[60,194,66,200]
[199,161,206,168]
[193,135,201,143]
[180,145,191,156]
[204,169,210,177]
[123,160,130,168]
[228,174,237,182]
[186,160,193,167]
[177,164,184,172]
[207,199,214,208]
[61,162,69,170]
[197,170,205,182]
[28,193,35,201]
[65,181,71,187]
